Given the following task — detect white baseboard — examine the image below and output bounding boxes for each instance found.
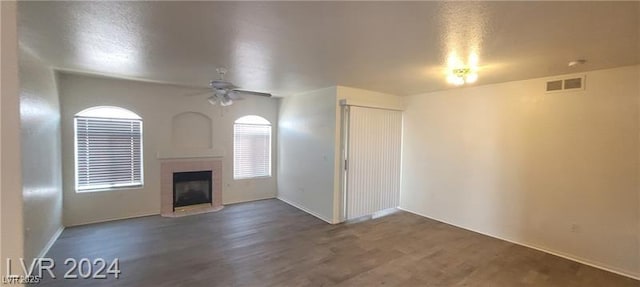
[65,212,160,227]
[223,195,277,205]
[344,207,400,224]
[37,226,64,258]
[398,207,640,281]
[277,197,335,224]
[68,197,280,227]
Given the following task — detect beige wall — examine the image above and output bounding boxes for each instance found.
[1,0,25,278]
[19,47,63,261]
[401,65,640,278]
[336,86,404,110]
[637,61,640,278]
[59,73,279,226]
[277,85,403,223]
[278,87,337,223]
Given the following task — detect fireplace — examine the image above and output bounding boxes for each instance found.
[161,159,223,217]
[173,171,212,210]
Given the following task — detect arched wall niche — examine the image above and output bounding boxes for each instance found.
[171,112,212,149]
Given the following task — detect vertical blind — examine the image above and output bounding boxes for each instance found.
[233,123,271,179]
[75,117,143,191]
[346,106,402,219]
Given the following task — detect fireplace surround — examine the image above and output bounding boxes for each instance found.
[161,159,223,217]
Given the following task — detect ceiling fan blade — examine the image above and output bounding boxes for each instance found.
[210,80,237,90]
[227,91,246,100]
[231,90,272,97]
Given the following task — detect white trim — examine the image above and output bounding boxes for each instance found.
[277,197,336,224]
[344,207,400,224]
[76,106,141,119]
[235,115,270,125]
[65,212,159,227]
[233,122,272,179]
[371,207,400,219]
[74,116,144,192]
[544,74,586,94]
[37,226,64,258]
[398,207,640,280]
[339,99,404,111]
[222,195,276,205]
[72,185,266,225]
[156,148,225,160]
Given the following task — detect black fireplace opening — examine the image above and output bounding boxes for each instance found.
[173,170,212,210]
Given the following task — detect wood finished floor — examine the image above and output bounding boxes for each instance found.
[41,199,637,287]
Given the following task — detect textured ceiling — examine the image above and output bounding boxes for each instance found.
[18,1,640,96]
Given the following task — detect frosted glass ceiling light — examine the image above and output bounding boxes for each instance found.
[446,53,480,86]
[448,67,477,85]
[220,95,233,107]
[465,72,478,83]
[207,95,218,105]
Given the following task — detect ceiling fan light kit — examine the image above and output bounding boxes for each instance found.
[207,94,232,106]
[201,68,272,106]
[220,96,233,106]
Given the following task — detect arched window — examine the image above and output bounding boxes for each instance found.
[75,106,143,192]
[234,115,272,179]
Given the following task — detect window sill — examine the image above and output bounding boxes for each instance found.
[76,185,144,193]
[233,176,272,181]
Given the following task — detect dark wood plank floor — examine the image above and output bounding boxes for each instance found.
[40,199,638,286]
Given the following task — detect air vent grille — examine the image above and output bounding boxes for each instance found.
[545,75,585,93]
[546,80,563,91]
[564,78,582,89]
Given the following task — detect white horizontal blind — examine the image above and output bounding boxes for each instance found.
[75,117,143,191]
[346,106,402,219]
[234,123,271,179]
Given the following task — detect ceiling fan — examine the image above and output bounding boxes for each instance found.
[197,68,272,106]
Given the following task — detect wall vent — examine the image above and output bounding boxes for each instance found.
[545,75,585,93]
[546,80,563,92]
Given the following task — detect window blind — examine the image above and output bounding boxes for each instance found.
[233,123,271,179]
[75,117,143,191]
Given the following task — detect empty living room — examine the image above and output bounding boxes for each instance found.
[1,1,639,286]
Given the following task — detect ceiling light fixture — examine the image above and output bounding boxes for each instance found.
[208,94,233,106]
[568,59,587,67]
[447,67,478,86]
[446,53,479,86]
[207,95,218,105]
[220,95,233,107]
